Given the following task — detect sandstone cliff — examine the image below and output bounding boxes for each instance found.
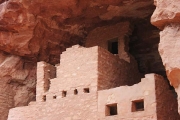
[151,0,180,114]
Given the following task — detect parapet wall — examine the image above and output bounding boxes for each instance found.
[8,93,98,120]
[8,73,180,120]
[98,74,157,120]
[98,74,180,120]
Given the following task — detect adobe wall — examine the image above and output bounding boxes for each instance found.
[98,74,157,120]
[0,79,14,120]
[8,93,98,120]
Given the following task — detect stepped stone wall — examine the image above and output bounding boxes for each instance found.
[7,46,180,120]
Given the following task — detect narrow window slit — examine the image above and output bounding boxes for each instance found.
[74,89,78,95]
[62,91,67,98]
[42,95,46,102]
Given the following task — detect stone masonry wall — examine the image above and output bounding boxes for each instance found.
[86,22,141,87]
[98,74,157,120]
[36,62,56,102]
[98,47,141,90]
[8,93,98,120]
[48,45,99,97]
[98,74,180,120]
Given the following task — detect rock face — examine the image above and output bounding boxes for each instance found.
[0,0,155,64]
[0,52,36,119]
[151,0,180,29]
[151,0,180,114]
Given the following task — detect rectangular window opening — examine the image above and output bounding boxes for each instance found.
[74,89,78,95]
[132,99,144,112]
[42,95,46,102]
[53,95,57,99]
[83,88,90,93]
[62,91,67,98]
[105,103,118,116]
[44,79,50,92]
[108,38,118,54]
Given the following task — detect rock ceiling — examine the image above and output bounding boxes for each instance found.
[0,0,155,64]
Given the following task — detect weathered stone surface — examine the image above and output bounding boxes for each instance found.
[151,0,180,29]
[158,24,180,88]
[151,0,180,114]
[158,24,180,114]
[0,52,36,119]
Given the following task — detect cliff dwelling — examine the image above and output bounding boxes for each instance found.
[0,0,179,120]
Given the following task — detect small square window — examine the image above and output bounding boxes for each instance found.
[132,99,144,112]
[105,103,118,116]
[74,89,78,95]
[62,91,67,98]
[83,88,90,93]
[53,95,57,99]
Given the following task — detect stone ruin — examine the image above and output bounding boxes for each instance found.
[7,22,180,120]
[7,45,180,120]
